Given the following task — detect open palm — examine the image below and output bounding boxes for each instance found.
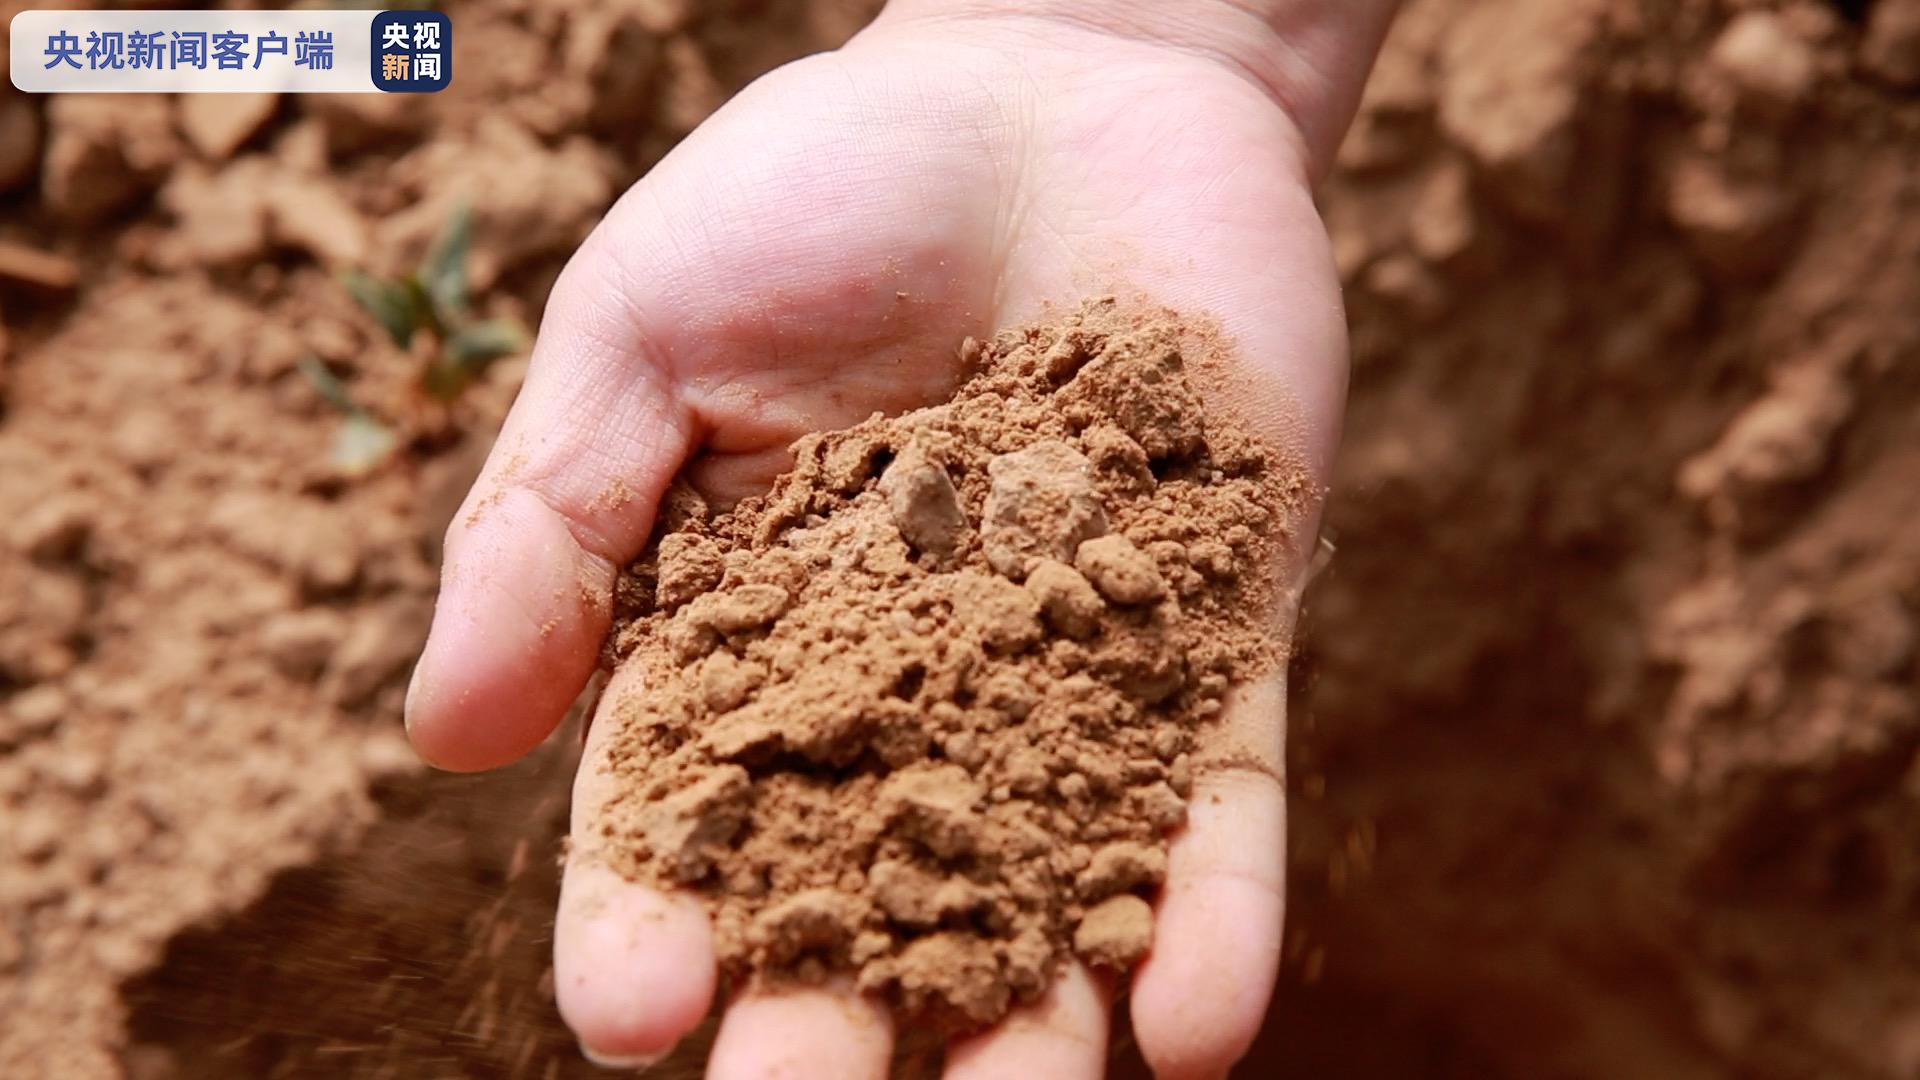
[406,5,1374,1077]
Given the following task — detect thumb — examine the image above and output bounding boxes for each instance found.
[404,237,695,771]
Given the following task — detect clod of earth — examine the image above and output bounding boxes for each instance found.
[588,298,1303,1031]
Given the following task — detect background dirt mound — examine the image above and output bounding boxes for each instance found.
[1279,1,1920,1077]
[117,745,583,1080]
[1,0,1918,1077]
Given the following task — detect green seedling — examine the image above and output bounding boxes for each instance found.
[304,205,528,477]
[339,204,528,401]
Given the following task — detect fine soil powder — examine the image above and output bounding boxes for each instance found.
[591,299,1303,1030]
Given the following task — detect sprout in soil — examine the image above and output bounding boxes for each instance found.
[305,205,528,477]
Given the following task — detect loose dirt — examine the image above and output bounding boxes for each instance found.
[593,302,1299,1028]
[4,0,1920,1078]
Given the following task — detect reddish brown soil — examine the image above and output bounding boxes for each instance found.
[3,0,1918,1078]
[594,303,1296,1030]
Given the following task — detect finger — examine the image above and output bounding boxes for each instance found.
[942,963,1110,1080]
[1130,674,1287,1080]
[404,239,697,772]
[706,982,894,1080]
[556,861,716,1067]
[555,663,717,1064]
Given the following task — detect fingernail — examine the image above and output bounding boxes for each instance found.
[578,1041,672,1072]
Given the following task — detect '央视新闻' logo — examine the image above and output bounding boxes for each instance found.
[370,10,449,92]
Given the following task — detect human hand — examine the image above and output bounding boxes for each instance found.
[405,1,1393,1075]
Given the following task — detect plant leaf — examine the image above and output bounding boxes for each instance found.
[330,412,398,477]
[297,355,359,415]
[447,318,525,368]
[422,318,526,400]
[404,274,444,337]
[340,269,425,348]
[419,203,473,322]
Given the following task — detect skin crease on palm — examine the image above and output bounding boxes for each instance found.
[402,2,1398,1076]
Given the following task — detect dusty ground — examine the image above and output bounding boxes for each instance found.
[2,0,1918,1077]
